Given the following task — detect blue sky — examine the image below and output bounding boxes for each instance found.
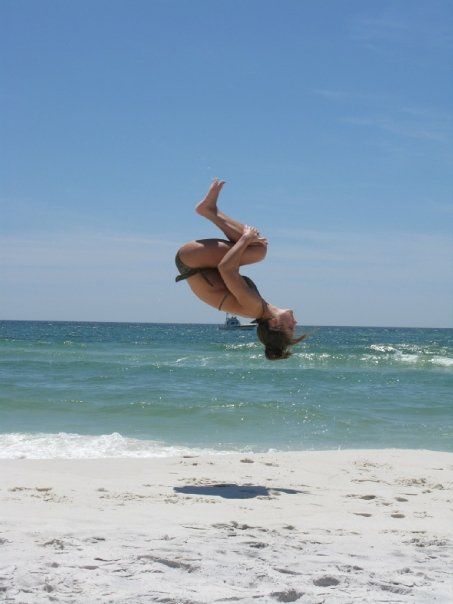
[1,0,452,326]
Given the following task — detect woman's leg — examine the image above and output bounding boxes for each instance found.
[178,179,267,269]
[196,179,253,243]
[178,238,266,270]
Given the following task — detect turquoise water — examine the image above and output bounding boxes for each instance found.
[0,320,452,457]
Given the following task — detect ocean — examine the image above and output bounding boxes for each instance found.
[0,320,452,458]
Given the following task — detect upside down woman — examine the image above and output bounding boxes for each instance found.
[175,179,306,360]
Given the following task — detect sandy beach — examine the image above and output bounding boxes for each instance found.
[1,449,452,603]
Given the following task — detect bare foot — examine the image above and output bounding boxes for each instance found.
[196,178,226,216]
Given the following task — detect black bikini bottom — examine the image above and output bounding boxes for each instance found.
[174,251,264,313]
[174,251,209,282]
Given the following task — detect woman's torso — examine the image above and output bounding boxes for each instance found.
[186,269,262,319]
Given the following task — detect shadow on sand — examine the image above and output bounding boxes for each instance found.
[173,483,308,499]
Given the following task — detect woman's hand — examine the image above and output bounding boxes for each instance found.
[242,225,268,246]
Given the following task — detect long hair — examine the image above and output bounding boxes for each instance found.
[256,319,307,360]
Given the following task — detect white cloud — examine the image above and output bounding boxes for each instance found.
[0,232,179,272]
[349,8,452,51]
[312,84,453,145]
[350,14,410,44]
[271,228,452,278]
[1,229,452,326]
[0,232,190,323]
[253,228,452,327]
[342,113,450,143]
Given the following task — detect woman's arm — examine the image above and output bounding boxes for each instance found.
[218,226,266,271]
[217,236,251,271]
[218,227,266,313]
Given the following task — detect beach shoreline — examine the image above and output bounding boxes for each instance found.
[1,449,452,602]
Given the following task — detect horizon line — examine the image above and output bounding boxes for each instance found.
[1,319,452,330]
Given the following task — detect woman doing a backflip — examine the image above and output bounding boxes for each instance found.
[175,179,306,360]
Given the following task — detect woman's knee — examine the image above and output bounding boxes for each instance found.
[177,241,200,266]
[243,243,267,265]
[256,243,268,262]
[178,239,231,268]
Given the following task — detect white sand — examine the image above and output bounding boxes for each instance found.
[1,449,452,603]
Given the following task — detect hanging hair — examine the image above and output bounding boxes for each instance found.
[255,319,307,360]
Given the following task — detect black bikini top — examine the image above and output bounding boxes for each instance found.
[218,275,267,320]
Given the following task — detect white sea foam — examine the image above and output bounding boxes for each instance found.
[225,342,257,350]
[0,432,237,460]
[394,351,420,363]
[370,344,396,353]
[431,356,453,368]
[294,352,332,362]
[369,345,453,368]
[360,354,380,364]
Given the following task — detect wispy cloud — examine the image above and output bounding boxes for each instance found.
[312,87,453,144]
[311,88,353,102]
[1,229,451,326]
[250,228,452,327]
[350,14,410,45]
[0,232,178,276]
[430,201,453,215]
[349,8,453,53]
[269,228,452,284]
[342,113,450,143]
[0,231,189,323]
[311,87,394,105]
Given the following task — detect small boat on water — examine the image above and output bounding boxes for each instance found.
[219,314,256,330]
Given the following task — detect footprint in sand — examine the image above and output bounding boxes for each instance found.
[271,589,304,602]
[41,538,74,550]
[245,541,267,548]
[84,536,106,543]
[391,512,405,518]
[404,536,447,548]
[313,575,340,587]
[336,564,363,572]
[355,461,392,471]
[212,521,254,531]
[373,582,412,595]
[137,554,198,573]
[397,478,444,490]
[273,567,301,575]
[351,477,387,484]
[10,486,70,503]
